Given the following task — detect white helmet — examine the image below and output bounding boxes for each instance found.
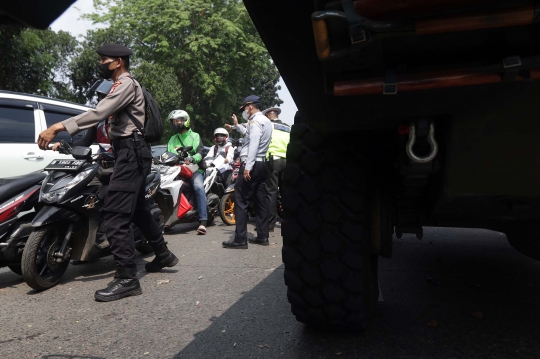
[213,127,229,146]
[167,110,190,132]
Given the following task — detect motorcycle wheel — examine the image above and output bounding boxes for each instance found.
[8,264,22,275]
[219,192,236,225]
[22,226,70,291]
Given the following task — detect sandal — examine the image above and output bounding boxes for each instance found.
[197,225,207,235]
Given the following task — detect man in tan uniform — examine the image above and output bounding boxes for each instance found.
[38,44,178,302]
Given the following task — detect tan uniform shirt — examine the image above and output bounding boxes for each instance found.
[62,72,145,140]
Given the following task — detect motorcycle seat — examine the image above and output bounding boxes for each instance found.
[0,172,46,204]
[146,173,156,185]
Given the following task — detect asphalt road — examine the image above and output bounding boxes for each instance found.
[1,222,540,359]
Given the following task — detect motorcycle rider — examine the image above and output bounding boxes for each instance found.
[204,127,234,187]
[222,95,272,249]
[37,44,179,302]
[166,110,208,235]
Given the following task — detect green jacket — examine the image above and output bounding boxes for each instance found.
[167,129,204,171]
[267,120,290,159]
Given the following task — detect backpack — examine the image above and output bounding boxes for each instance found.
[213,144,230,157]
[126,80,164,143]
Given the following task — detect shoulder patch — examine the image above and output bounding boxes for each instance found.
[274,123,291,133]
[108,81,122,94]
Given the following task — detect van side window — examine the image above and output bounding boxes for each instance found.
[43,109,86,143]
[0,105,35,143]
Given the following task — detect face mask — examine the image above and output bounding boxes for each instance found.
[173,122,184,133]
[97,61,116,79]
[242,109,249,121]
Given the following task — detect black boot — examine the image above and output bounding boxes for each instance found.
[145,244,179,273]
[248,237,269,246]
[222,238,248,249]
[94,266,142,302]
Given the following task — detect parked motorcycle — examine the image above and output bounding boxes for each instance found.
[218,137,284,225]
[218,182,284,226]
[154,146,221,232]
[0,172,46,275]
[21,141,162,291]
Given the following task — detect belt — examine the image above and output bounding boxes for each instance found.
[240,156,265,163]
[111,136,147,150]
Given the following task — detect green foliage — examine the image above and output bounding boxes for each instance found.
[0,25,78,98]
[87,0,282,142]
[0,0,282,145]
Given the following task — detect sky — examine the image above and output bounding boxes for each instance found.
[50,0,297,125]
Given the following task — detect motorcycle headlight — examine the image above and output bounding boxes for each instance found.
[42,189,66,204]
[41,168,94,203]
[64,168,94,191]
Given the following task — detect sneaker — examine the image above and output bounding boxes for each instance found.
[197,225,206,235]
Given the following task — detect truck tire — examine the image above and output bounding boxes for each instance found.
[281,123,378,331]
[505,222,540,260]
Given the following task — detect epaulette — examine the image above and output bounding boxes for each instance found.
[108,80,122,94]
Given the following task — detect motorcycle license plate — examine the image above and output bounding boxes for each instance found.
[45,159,86,171]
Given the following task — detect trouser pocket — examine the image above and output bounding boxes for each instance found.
[103,181,137,214]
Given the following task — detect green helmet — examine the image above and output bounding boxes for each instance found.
[167,110,190,131]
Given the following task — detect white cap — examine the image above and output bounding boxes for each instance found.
[262,107,281,116]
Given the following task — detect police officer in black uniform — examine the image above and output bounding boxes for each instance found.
[222,95,273,249]
[38,44,179,302]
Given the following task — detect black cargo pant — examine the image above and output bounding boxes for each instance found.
[234,161,269,242]
[266,157,286,226]
[102,145,165,269]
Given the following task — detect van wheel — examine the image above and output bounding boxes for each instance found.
[281,123,378,331]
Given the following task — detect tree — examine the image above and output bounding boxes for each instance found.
[0,25,78,98]
[87,0,282,141]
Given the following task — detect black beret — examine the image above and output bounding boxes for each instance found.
[96,44,133,57]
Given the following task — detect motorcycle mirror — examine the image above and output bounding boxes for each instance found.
[88,79,114,100]
[71,146,92,160]
[160,151,178,164]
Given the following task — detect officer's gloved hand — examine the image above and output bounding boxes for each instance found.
[185,156,194,164]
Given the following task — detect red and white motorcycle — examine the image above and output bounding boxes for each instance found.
[154,146,221,231]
